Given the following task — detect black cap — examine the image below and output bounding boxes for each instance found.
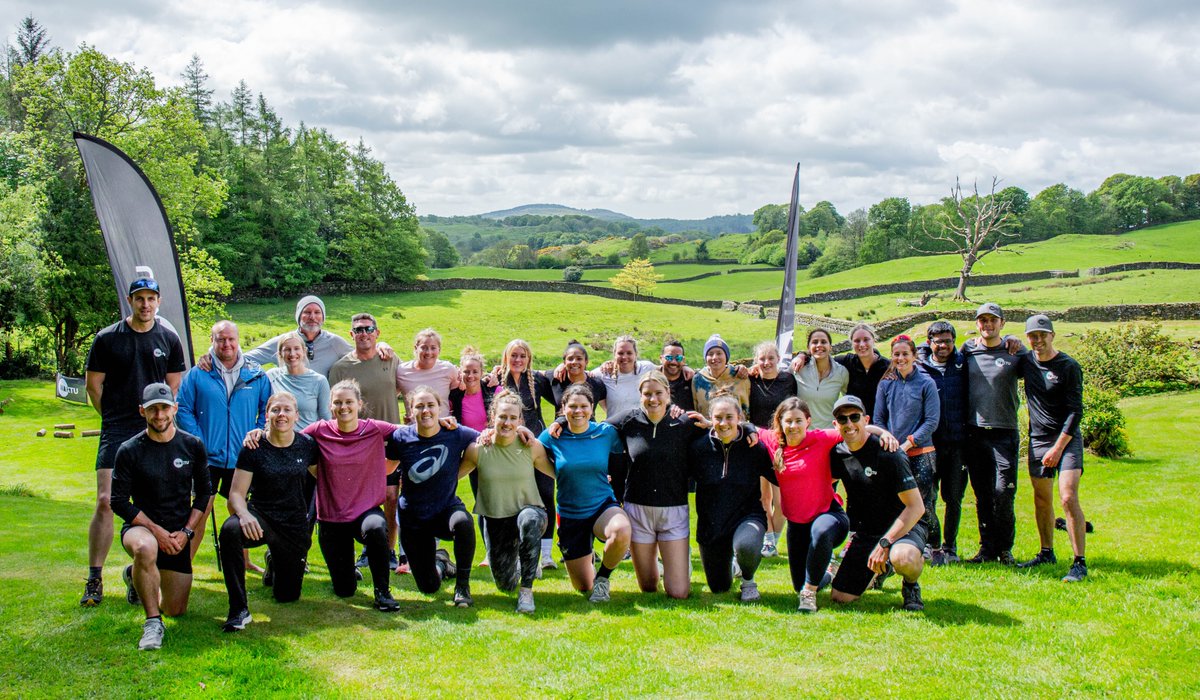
[128,277,160,296]
[975,302,1003,320]
[1025,314,1054,333]
[832,395,866,415]
[141,382,175,408]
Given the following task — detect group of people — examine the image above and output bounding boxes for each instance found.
[80,279,1089,651]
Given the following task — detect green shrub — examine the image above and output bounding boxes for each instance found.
[1081,385,1131,458]
[562,266,584,282]
[1075,322,1198,396]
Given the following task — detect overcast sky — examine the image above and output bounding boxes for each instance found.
[8,1,1200,218]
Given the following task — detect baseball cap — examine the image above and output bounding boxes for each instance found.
[141,383,176,408]
[1025,314,1054,333]
[832,395,866,415]
[975,302,1004,320]
[128,277,160,295]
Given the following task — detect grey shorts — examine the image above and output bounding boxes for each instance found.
[1028,435,1084,478]
[624,502,690,545]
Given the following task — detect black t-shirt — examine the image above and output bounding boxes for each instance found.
[829,435,917,537]
[549,374,608,415]
[608,409,705,507]
[504,372,554,434]
[837,353,891,417]
[1021,352,1084,438]
[86,319,186,431]
[666,373,695,412]
[235,433,318,538]
[111,429,210,531]
[748,374,798,428]
[687,431,776,545]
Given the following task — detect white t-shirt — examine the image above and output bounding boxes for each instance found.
[396,359,458,417]
[593,359,656,418]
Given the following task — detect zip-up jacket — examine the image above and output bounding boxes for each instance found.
[874,369,941,450]
[176,354,271,470]
[687,428,776,546]
[607,408,705,507]
[916,346,968,444]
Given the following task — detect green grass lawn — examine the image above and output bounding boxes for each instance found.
[1,378,1197,697]
[425,263,741,284]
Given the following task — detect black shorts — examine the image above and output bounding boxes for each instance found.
[210,467,235,500]
[832,524,927,597]
[95,428,139,471]
[400,503,469,540]
[120,524,193,575]
[1028,435,1084,478]
[558,498,620,561]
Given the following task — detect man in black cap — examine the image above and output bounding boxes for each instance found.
[111,383,211,650]
[827,395,928,611]
[81,276,186,606]
[1017,315,1088,582]
[962,302,1029,565]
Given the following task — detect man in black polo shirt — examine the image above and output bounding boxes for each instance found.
[81,276,186,606]
[110,383,211,650]
[828,396,928,611]
[1017,315,1088,582]
[658,341,695,412]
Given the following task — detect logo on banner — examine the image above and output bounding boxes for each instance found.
[56,374,88,405]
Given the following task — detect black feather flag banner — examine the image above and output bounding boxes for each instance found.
[775,163,801,358]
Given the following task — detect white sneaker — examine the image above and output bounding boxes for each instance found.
[540,550,558,570]
[797,589,818,613]
[138,617,165,651]
[516,588,535,614]
[588,575,611,603]
[739,580,760,602]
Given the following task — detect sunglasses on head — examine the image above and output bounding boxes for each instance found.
[835,412,863,425]
[351,325,377,335]
[663,354,684,362]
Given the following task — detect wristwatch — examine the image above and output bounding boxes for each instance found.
[182,527,195,541]
[878,536,892,549]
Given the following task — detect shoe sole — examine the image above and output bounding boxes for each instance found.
[223,614,252,632]
[80,597,101,607]
[123,568,139,606]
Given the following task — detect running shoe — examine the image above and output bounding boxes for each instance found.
[1055,517,1095,533]
[901,582,924,611]
[761,540,779,558]
[516,588,536,614]
[222,608,252,632]
[373,587,400,612]
[965,549,995,564]
[453,584,473,608]
[478,556,491,568]
[540,549,558,570]
[80,577,103,607]
[354,567,364,581]
[122,565,139,605]
[435,549,456,580]
[731,559,742,580]
[388,550,400,570]
[1062,561,1088,583]
[797,589,818,613]
[623,548,632,561]
[395,557,411,575]
[941,547,961,564]
[739,580,760,602]
[996,550,1017,567]
[138,617,165,650]
[868,563,894,591]
[928,549,949,567]
[1017,549,1058,569]
[355,549,369,569]
[588,575,611,603]
[922,544,933,561]
[262,550,274,587]
[825,557,841,580]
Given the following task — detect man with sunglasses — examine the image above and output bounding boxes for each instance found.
[329,313,405,571]
[916,320,969,565]
[658,341,695,411]
[828,396,928,611]
[234,295,393,378]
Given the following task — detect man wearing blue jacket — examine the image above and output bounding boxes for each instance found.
[177,320,272,560]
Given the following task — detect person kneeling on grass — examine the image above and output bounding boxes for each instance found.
[828,395,928,612]
[219,392,316,632]
[110,383,210,650]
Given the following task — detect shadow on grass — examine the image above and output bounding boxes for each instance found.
[1012,556,1198,581]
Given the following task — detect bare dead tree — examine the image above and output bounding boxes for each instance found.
[916,177,1018,301]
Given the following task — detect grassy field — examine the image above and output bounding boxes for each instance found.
[425,263,740,284]
[1,378,1197,697]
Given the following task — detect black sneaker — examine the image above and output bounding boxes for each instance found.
[1055,517,1095,534]
[901,582,924,611]
[453,584,473,608]
[123,565,139,605]
[964,549,995,564]
[996,550,1017,567]
[80,577,103,607]
[373,587,400,612]
[1062,561,1088,583]
[262,550,274,587]
[222,608,252,632]
[868,563,893,591]
[435,549,456,580]
[354,567,364,582]
[355,549,369,569]
[388,550,400,570]
[1017,549,1057,569]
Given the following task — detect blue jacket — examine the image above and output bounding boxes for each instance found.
[916,347,968,444]
[176,355,271,470]
[874,369,940,449]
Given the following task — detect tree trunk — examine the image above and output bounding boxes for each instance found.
[954,271,970,301]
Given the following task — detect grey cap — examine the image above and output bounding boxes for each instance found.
[975,302,1004,319]
[1025,314,1054,333]
[832,395,866,415]
[141,382,176,408]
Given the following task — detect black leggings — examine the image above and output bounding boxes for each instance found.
[932,441,968,550]
[400,507,475,593]
[318,508,389,597]
[697,518,765,593]
[219,512,308,614]
[485,507,548,590]
[535,470,556,540]
[785,503,849,590]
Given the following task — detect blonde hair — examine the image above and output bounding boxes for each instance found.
[459,345,485,369]
[275,331,308,367]
[638,370,671,393]
[266,391,299,412]
[500,339,534,396]
[405,384,442,410]
[489,390,526,426]
[413,328,443,357]
[753,340,780,360]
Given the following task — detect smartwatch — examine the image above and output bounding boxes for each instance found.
[878,536,892,549]
[182,527,195,541]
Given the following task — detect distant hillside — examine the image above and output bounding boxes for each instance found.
[479,204,634,221]
[428,203,753,235]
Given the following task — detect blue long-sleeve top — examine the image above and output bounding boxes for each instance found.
[874,368,941,450]
[176,353,271,470]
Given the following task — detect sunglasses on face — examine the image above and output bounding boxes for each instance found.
[351,326,377,335]
[835,412,863,425]
[663,354,684,362]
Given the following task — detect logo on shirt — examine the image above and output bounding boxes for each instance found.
[1045,371,1059,383]
[154,348,167,358]
[172,458,189,469]
[993,358,1008,368]
[408,445,449,484]
[863,467,877,477]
